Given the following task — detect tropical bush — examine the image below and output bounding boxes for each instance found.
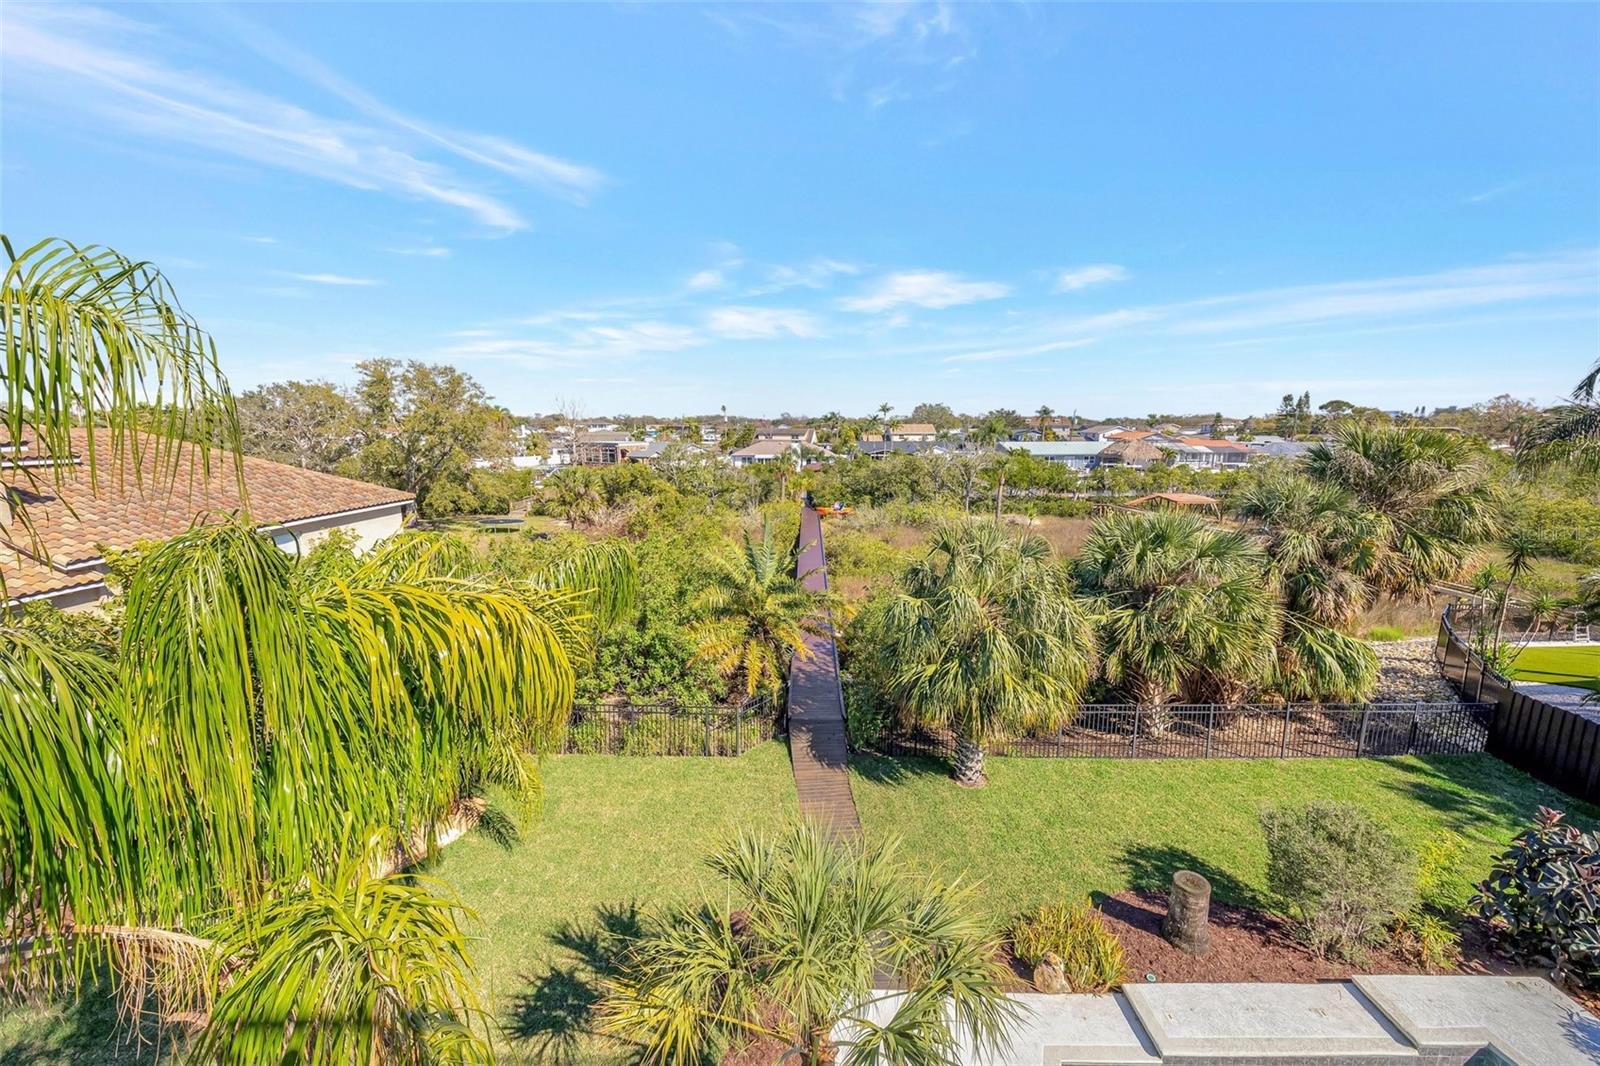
[1472,807,1600,987]
[1260,802,1417,961]
[1010,898,1126,993]
[599,824,1016,1066]
[1390,832,1469,971]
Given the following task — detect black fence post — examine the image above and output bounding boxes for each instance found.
[1280,705,1292,758]
[1132,706,1141,758]
[735,708,743,754]
[1357,706,1371,757]
[1204,705,1215,758]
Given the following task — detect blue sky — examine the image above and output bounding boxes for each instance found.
[4,2,1598,418]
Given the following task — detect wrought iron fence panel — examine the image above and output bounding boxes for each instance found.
[564,699,775,756]
[868,703,1489,763]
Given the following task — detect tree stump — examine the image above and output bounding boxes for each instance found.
[1032,951,1069,994]
[1162,870,1212,955]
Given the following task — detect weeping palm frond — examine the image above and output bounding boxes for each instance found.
[197,862,493,1066]
[534,537,640,631]
[0,237,238,561]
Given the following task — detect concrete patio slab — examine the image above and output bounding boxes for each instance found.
[1121,982,1417,1063]
[988,992,1160,1066]
[1352,974,1600,1065]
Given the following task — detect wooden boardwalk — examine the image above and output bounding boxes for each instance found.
[786,506,862,839]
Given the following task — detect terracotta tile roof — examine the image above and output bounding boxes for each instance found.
[3,429,412,600]
[1176,436,1250,451]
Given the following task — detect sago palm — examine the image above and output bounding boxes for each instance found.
[1303,424,1502,597]
[692,520,835,700]
[598,823,1016,1066]
[870,522,1096,786]
[1076,510,1280,719]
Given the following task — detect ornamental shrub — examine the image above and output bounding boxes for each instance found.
[1472,806,1600,988]
[1010,898,1126,993]
[1260,801,1417,961]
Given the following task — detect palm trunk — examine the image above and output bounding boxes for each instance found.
[953,735,987,787]
[993,471,1005,522]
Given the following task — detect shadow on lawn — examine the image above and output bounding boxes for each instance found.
[848,752,951,786]
[1116,843,1266,911]
[1378,755,1600,835]
[0,987,166,1066]
[505,901,642,1066]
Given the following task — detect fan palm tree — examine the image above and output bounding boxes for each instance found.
[1303,423,1502,597]
[598,823,1016,1066]
[1517,359,1600,470]
[1076,510,1281,723]
[869,523,1096,785]
[1235,470,1382,629]
[692,521,836,699]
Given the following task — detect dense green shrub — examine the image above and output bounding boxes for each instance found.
[842,676,892,750]
[1260,801,1417,961]
[1010,898,1126,993]
[1473,807,1600,987]
[1509,493,1600,566]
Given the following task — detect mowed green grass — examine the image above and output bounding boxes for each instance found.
[848,753,1597,921]
[0,743,799,1066]
[1508,644,1600,693]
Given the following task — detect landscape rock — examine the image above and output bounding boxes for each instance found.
[1370,638,1461,704]
[1033,951,1069,994]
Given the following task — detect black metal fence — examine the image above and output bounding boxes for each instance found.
[564,699,775,756]
[871,702,1491,762]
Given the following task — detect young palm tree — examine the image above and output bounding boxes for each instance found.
[870,522,1096,785]
[1235,470,1383,628]
[692,521,835,699]
[1035,404,1054,437]
[1076,510,1281,722]
[1303,424,1502,597]
[1495,531,1540,639]
[1517,358,1600,470]
[599,823,1016,1066]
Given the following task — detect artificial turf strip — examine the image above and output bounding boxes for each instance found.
[1508,644,1600,693]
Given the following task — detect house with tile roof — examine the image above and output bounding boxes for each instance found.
[2,429,414,611]
[729,439,801,468]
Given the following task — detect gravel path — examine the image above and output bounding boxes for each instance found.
[1370,638,1461,704]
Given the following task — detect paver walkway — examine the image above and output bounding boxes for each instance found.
[785,505,862,840]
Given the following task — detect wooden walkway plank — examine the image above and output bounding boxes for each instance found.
[786,505,863,840]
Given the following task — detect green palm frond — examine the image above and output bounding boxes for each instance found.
[197,862,493,1066]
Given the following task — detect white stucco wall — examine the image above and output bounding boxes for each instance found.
[278,502,410,555]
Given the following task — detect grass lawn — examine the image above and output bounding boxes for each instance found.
[1507,644,1600,693]
[849,753,1598,922]
[0,742,798,1066]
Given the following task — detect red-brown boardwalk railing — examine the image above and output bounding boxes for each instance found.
[785,506,863,839]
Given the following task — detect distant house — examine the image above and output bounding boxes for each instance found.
[755,426,818,446]
[1173,437,1252,470]
[2,429,414,611]
[629,439,705,463]
[886,422,938,442]
[582,420,621,433]
[1105,429,1159,442]
[573,432,648,465]
[1248,439,1314,460]
[1079,424,1127,441]
[857,439,962,459]
[996,440,1108,473]
[730,440,800,468]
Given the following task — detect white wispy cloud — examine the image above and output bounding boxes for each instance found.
[388,246,452,258]
[686,269,728,291]
[1463,181,1525,206]
[1169,253,1598,335]
[941,338,1097,364]
[0,4,604,231]
[239,235,279,245]
[841,270,1011,312]
[706,306,822,339]
[289,273,381,286]
[753,258,860,294]
[1055,264,1129,292]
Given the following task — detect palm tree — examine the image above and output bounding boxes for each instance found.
[1303,423,1502,597]
[1495,531,1540,640]
[1517,358,1600,470]
[549,466,603,527]
[1,240,636,1063]
[1035,404,1054,438]
[599,824,1016,1066]
[692,521,835,699]
[1235,470,1382,628]
[869,523,1096,785]
[1076,511,1280,725]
